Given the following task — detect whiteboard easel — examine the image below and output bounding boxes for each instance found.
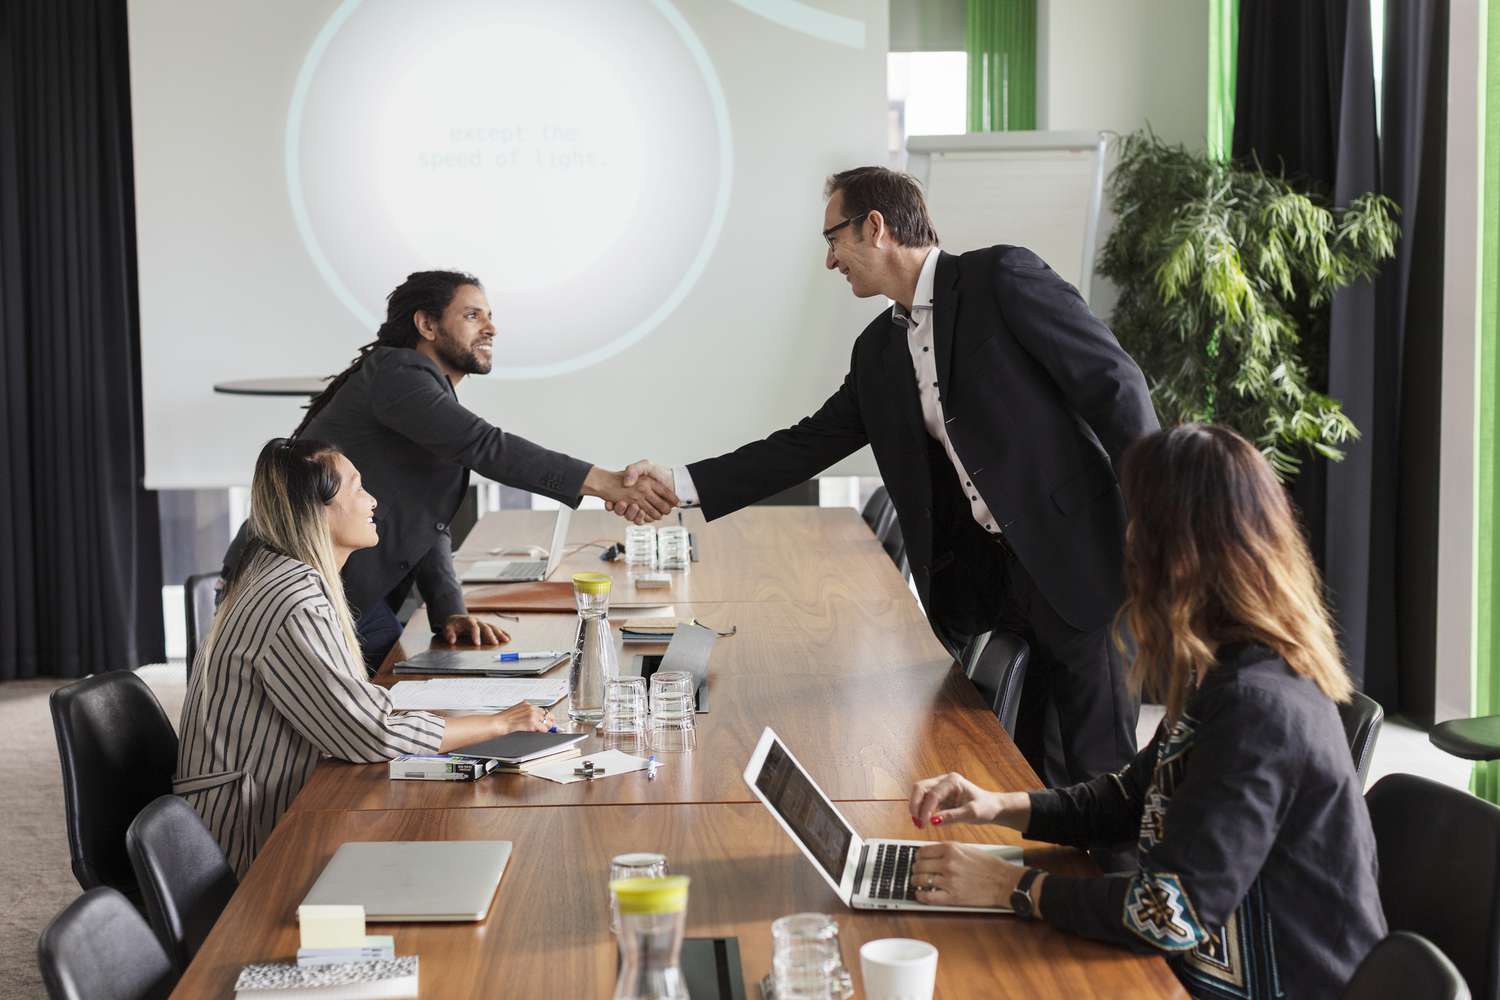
[905,130,1110,304]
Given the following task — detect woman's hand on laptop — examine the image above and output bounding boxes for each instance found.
[439,614,510,646]
[909,772,1031,830]
[911,844,1031,910]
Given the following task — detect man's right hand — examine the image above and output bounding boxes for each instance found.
[608,461,678,522]
[583,465,679,524]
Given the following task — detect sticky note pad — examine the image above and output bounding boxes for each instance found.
[296,904,366,949]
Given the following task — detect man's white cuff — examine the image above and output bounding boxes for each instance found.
[673,466,701,507]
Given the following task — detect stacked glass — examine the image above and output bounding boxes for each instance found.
[625,524,658,567]
[648,670,696,752]
[601,677,649,752]
[656,525,690,571]
[771,913,854,1000]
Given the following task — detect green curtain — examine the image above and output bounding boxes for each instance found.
[1208,0,1239,158]
[966,0,1037,132]
[1477,0,1500,804]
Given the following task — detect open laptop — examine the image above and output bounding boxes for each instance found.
[460,506,572,583]
[743,727,1020,913]
[300,841,511,921]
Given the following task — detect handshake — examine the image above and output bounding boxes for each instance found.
[585,461,680,525]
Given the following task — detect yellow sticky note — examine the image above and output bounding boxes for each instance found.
[297,904,366,949]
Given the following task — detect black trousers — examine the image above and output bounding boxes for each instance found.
[355,597,403,676]
[990,541,1138,788]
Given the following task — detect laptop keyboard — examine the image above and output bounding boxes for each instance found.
[867,843,919,901]
[495,561,545,580]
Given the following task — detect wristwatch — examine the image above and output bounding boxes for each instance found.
[1010,867,1043,919]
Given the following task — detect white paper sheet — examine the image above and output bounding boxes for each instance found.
[524,749,658,784]
[388,678,568,711]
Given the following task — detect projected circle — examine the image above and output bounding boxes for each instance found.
[287,0,731,376]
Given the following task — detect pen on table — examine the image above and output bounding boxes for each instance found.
[646,754,659,781]
[495,650,571,662]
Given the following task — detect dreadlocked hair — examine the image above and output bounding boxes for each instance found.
[292,270,482,438]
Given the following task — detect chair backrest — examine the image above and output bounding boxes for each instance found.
[49,672,179,897]
[1343,931,1470,999]
[126,795,238,972]
[37,887,176,1000]
[965,632,1031,736]
[1339,690,1384,787]
[1366,774,1500,1000]
[182,572,221,677]
[861,486,895,535]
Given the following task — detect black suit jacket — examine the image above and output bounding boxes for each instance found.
[687,247,1159,653]
[226,347,592,628]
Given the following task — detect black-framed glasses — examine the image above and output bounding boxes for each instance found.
[822,211,870,251]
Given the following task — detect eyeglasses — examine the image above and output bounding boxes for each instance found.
[821,212,870,252]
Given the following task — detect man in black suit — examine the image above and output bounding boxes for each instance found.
[224,270,678,671]
[621,168,1158,786]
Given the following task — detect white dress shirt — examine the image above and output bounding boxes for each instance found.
[673,247,998,534]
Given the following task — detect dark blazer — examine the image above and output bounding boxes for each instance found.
[227,347,592,627]
[687,246,1158,652]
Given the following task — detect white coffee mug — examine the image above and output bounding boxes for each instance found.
[859,938,939,1000]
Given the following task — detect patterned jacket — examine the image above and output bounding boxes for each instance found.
[1027,643,1386,998]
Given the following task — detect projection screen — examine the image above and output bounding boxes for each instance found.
[130,0,887,488]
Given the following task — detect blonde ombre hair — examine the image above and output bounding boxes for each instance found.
[1116,424,1352,724]
[202,438,361,667]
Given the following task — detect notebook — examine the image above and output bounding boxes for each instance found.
[454,730,589,765]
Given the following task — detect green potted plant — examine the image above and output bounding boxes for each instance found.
[1098,131,1400,478]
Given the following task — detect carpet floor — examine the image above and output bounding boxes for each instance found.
[0,664,185,1000]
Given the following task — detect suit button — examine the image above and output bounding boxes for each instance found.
[399,561,410,571]
[435,521,446,531]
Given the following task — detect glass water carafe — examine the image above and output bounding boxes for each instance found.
[568,572,618,723]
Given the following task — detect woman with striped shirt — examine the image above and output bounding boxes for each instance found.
[177,438,550,875]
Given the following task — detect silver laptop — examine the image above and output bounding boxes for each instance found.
[301,841,511,921]
[743,727,1020,913]
[461,506,572,583]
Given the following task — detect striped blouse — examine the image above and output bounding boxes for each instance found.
[175,549,445,876]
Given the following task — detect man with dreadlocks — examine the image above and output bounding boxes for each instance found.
[224,270,679,671]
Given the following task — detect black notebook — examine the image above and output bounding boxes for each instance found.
[454,730,589,765]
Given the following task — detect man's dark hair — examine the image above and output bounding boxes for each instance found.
[824,167,939,248]
[292,270,480,437]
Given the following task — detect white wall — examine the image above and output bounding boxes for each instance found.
[1038,0,1209,149]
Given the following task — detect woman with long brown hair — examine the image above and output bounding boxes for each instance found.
[905,424,1386,998]
[178,438,551,875]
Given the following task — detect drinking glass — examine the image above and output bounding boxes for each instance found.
[771,913,853,999]
[601,677,649,751]
[657,525,690,571]
[608,852,669,935]
[648,672,696,753]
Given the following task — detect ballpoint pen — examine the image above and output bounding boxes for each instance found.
[646,754,659,781]
[494,650,571,662]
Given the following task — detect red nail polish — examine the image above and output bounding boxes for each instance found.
[911,817,920,828]
[932,815,943,826]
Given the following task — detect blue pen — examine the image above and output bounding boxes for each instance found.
[495,650,570,662]
[646,754,659,781]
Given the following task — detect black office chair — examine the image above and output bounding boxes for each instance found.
[126,795,238,972]
[37,887,176,1000]
[963,632,1030,736]
[1339,690,1384,787]
[1343,931,1470,999]
[861,485,896,539]
[182,571,221,679]
[1366,774,1500,1000]
[50,672,179,902]
[1431,715,1500,763]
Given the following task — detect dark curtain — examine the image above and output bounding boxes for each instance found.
[0,0,164,679]
[1233,0,1449,712]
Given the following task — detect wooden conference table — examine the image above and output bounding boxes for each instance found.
[173,508,1182,998]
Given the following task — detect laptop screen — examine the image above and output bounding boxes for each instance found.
[753,738,854,883]
[542,507,572,577]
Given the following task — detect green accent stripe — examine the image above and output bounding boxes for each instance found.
[966,0,1037,132]
[1208,0,1238,159]
[1477,0,1500,804]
